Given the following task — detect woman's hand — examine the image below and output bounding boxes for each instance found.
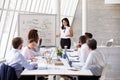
[74,44,81,51]
[34,64,38,69]
[31,57,38,62]
[56,34,59,37]
[65,35,70,37]
[56,29,61,37]
[69,27,73,37]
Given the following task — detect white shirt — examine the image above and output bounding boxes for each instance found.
[33,45,40,52]
[5,49,37,78]
[22,46,38,60]
[82,49,105,76]
[78,43,89,63]
[60,26,71,39]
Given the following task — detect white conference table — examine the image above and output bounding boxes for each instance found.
[21,60,92,80]
[21,69,92,76]
[21,67,92,80]
[21,48,93,80]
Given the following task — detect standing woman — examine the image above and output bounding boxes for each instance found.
[56,18,73,49]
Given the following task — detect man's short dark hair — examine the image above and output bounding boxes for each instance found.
[87,39,97,50]
[12,37,23,49]
[79,35,86,44]
[85,32,93,38]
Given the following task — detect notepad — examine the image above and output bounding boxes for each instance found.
[68,67,80,71]
[54,61,64,65]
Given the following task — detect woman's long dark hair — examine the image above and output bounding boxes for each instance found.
[28,29,39,43]
[61,18,70,29]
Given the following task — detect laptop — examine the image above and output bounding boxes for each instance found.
[64,51,73,67]
[65,52,81,67]
[66,51,80,62]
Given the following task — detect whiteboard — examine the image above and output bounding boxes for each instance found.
[18,14,56,47]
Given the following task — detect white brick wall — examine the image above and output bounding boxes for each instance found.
[72,0,120,46]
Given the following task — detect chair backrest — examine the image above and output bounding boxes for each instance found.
[100,63,111,80]
[106,39,114,47]
[0,63,17,80]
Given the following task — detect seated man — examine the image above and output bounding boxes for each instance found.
[78,39,105,80]
[5,37,37,79]
[85,32,93,40]
[74,32,93,51]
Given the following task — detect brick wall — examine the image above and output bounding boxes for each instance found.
[72,0,120,46]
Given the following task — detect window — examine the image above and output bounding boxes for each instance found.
[0,0,78,59]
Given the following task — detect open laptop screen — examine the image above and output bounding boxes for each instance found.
[64,51,72,67]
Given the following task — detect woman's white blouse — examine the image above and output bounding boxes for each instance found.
[22,46,38,60]
[78,43,89,63]
[60,26,71,39]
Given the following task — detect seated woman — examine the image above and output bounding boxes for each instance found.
[77,35,89,63]
[22,39,39,61]
[73,36,89,65]
[74,32,93,51]
[28,29,42,52]
[78,39,105,80]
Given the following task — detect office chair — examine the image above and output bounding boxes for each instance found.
[106,39,114,47]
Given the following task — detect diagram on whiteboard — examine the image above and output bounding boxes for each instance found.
[18,14,56,46]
